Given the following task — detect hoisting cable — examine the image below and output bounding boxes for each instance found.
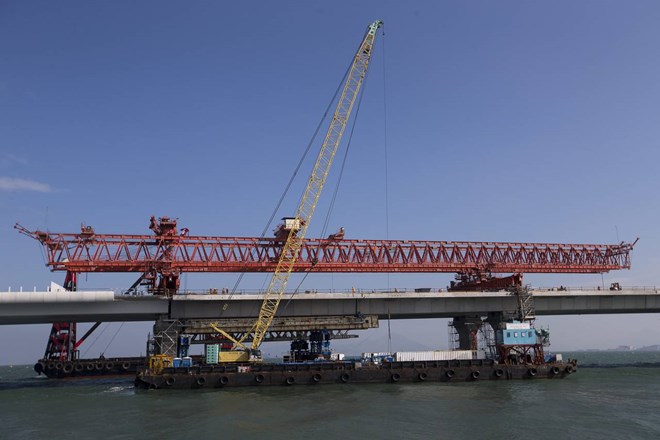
[218,53,358,315]
[281,60,372,311]
[284,25,383,304]
[387,308,392,353]
[320,63,371,239]
[220,23,382,347]
[258,63,353,240]
[381,23,390,241]
[100,322,126,358]
[81,323,109,357]
[381,24,391,291]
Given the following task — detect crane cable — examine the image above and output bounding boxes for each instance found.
[100,322,125,357]
[216,23,382,346]
[218,53,359,314]
[381,24,391,292]
[320,25,384,240]
[81,323,109,357]
[247,21,383,350]
[319,61,370,239]
[281,48,374,312]
[258,63,353,241]
[311,24,388,298]
[382,23,390,242]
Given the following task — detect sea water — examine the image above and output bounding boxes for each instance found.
[1,352,659,440]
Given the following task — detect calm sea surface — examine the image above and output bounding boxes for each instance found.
[1,352,659,440]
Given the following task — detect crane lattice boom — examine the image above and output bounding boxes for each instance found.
[247,20,383,350]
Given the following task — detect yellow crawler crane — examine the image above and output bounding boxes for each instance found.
[218,20,383,363]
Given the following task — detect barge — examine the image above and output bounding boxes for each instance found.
[135,357,577,389]
[135,313,577,390]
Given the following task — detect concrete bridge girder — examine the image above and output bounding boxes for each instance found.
[1,289,660,325]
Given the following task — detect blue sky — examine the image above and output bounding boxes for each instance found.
[1,1,659,364]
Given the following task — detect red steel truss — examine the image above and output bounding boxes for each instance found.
[16,218,636,276]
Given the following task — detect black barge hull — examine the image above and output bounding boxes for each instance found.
[135,359,577,389]
[34,357,145,379]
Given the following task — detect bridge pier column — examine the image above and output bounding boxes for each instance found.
[450,315,483,351]
[484,312,505,333]
[451,313,504,356]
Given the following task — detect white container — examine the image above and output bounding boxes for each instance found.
[394,350,477,362]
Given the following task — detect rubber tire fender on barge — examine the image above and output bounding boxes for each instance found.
[285,376,295,385]
[255,374,265,384]
[391,373,401,383]
[340,373,349,383]
[196,376,206,387]
[418,372,428,381]
[551,366,560,376]
[74,363,84,373]
[312,373,322,383]
[63,363,73,374]
[528,368,537,377]
[471,370,480,380]
[122,362,131,371]
[565,365,574,374]
[219,376,229,385]
[165,376,176,386]
[445,369,455,379]
[494,368,504,378]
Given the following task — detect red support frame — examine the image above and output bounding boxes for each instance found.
[43,271,77,361]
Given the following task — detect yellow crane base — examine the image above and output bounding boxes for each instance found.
[218,351,251,363]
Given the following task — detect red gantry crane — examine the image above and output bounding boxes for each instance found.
[16,217,636,290]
